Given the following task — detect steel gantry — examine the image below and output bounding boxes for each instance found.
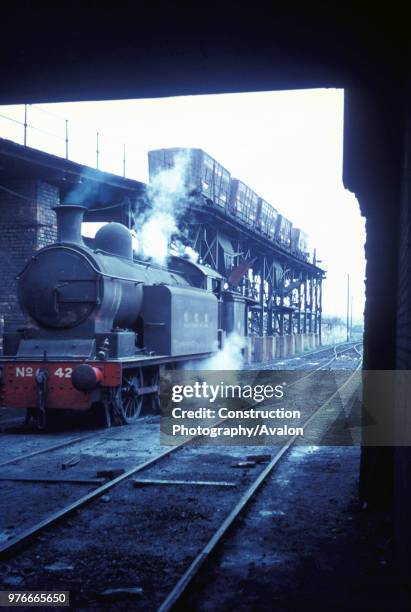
[179,199,324,342]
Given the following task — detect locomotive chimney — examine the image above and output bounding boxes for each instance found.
[53,204,86,244]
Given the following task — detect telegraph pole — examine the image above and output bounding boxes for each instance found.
[350,295,353,339]
[346,273,350,341]
[24,104,28,146]
[96,132,100,169]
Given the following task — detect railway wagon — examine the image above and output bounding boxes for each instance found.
[147,148,306,257]
[291,227,309,259]
[148,148,231,209]
[228,178,260,226]
[0,203,247,429]
[258,198,278,241]
[275,214,293,248]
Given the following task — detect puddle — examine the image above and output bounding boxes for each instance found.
[259,510,286,517]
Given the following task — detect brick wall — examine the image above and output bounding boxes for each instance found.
[394,115,411,575]
[396,118,411,369]
[0,180,58,332]
[36,182,59,248]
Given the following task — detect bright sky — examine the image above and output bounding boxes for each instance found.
[0,89,365,321]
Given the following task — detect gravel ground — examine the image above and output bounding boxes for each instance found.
[180,444,407,612]
[0,445,280,610]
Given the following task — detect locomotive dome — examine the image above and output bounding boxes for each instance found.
[94,222,133,260]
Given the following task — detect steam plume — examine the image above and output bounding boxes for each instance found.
[170,240,200,263]
[62,168,111,207]
[202,333,245,370]
[134,152,192,265]
[185,333,245,371]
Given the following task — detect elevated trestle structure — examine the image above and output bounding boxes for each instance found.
[180,198,324,361]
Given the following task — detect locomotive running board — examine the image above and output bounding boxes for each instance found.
[0,352,214,366]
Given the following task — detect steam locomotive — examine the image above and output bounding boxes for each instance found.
[0,204,246,428]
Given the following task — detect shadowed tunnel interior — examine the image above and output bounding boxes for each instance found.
[1,0,411,596]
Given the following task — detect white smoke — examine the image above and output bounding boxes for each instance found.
[134,153,191,265]
[185,333,245,371]
[204,333,245,370]
[184,245,199,263]
[139,213,177,264]
[170,240,199,264]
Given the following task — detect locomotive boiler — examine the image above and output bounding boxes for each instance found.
[0,204,228,428]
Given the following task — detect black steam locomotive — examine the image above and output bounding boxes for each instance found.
[0,204,246,428]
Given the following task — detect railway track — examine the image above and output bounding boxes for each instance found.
[0,341,353,430]
[0,342,360,477]
[158,350,363,611]
[0,430,109,469]
[258,340,361,371]
[0,341,360,462]
[0,344,362,586]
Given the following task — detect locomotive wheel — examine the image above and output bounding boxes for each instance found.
[102,399,112,428]
[148,368,161,414]
[113,369,144,424]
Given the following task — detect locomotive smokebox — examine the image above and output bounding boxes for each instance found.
[53,204,86,244]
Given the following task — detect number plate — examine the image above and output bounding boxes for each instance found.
[14,366,73,379]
